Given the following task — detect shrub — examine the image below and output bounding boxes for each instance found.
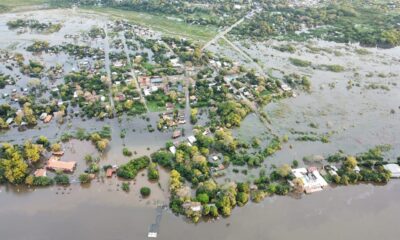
[79,173,91,184]
[54,174,70,185]
[140,187,151,197]
[122,182,130,192]
[117,156,150,179]
[122,147,132,157]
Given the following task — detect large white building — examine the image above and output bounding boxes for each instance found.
[291,167,328,194]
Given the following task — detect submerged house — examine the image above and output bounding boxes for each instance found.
[46,156,76,173]
[383,164,400,178]
[291,167,328,194]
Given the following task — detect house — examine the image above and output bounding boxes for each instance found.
[187,135,197,144]
[43,115,53,123]
[47,156,76,173]
[150,77,163,86]
[166,102,175,111]
[172,130,182,139]
[291,167,328,194]
[39,112,48,120]
[383,164,400,178]
[281,83,292,92]
[34,169,47,177]
[52,151,64,156]
[169,146,176,155]
[182,202,202,212]
[138,76,150,87]
[106,168,116,178]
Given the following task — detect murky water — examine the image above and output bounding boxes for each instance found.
[1,181,400,240]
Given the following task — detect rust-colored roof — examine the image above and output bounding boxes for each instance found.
[43,115,53,123]
[47,160,76,172]
[106,168,115,177]
[52,151,64,156]
[34,169,47,177]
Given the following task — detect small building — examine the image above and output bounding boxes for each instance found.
[187,135,197,144]
[34,169,47,177]
[169,146,177,155]
[172,130,182,139]
[291,167,328,194]
[182,202,202,212]
[150,77,163,86]
[39,112,48,120]
[138,76,150,87]
[52,151,65,156]
[47,156,76,173]
[43,115,53,123]
[383,164,400,178]
[106,167,116,178]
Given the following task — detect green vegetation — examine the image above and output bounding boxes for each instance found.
[147,162,159,181]
[79,173,92,184]
[122,182,130,192]
[86,8,217,43]
[233,0,400,48]
[117,156,150,179]
[54,174,70,186]
[289,58,311,67]
[140,186,151,197]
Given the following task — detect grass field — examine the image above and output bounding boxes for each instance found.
[0,0,48,13]
[86,7,217,43]
[0,0,47,7]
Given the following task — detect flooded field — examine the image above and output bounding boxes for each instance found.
[1,7,400,240]
[210,38,400,167]
[1,180,400,240]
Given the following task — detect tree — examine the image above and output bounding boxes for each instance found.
[344,156,357,170]
[122,182,130,192]
[148,162,159,181]
[140,187,151,197]
[277,164,292,178]
[51,143,62,152]
[54,174,70,185]
[196,193,209,204]
[169,170,182,193]
[24,141,42,163]
[79,173,91,184]
[236,192,249,206]
[96,139,109,152]
[1,144,28,184]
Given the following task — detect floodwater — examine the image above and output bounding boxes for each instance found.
[1,181,400,240]
[1,8,400,240]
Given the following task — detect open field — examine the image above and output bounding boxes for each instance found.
[84,7,217,44]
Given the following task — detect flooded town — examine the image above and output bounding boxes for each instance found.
[1,0,400,240]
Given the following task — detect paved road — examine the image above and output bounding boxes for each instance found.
[201,17,245,51]
[103,24,117,117]
[120,32,149,112]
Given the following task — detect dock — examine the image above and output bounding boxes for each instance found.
[148,204,167,238]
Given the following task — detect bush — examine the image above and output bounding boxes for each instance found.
[117,156,150,179]
[54,174,70,185]
[33,176,54,186]
[122,182,130,192]
[147,163,159,181]
[289,58,311,67]
[140,187,151,197]
[122,147,132,157]
[79,173,91,184]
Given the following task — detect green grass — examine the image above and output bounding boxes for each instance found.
[147,101,166,113]
[85,7,217,43]
[0,0,47,7]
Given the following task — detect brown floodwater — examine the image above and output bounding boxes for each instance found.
[1,181,400,240]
